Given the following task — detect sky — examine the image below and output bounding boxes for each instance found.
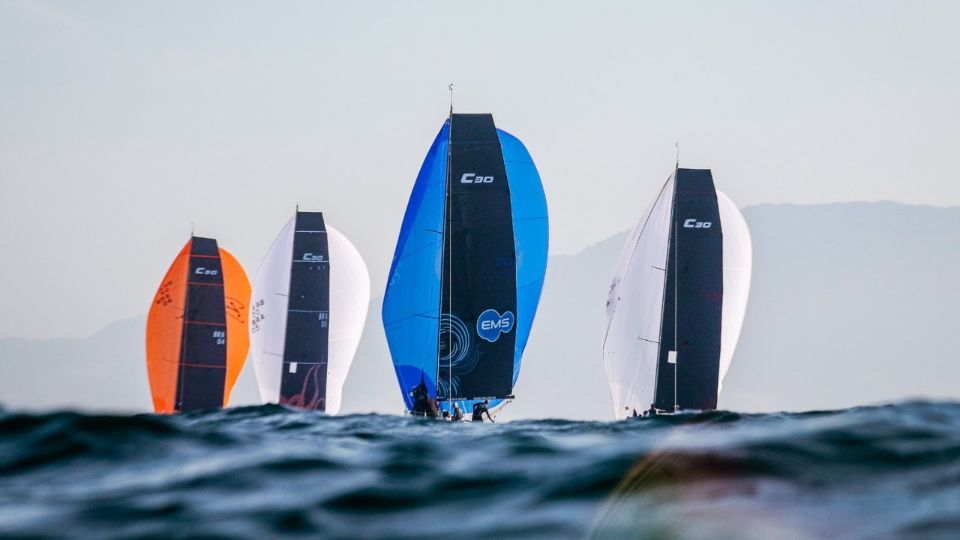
[0,0,958,340]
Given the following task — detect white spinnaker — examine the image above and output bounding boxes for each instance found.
[249,218,370,414]
[323,225,370,415]
[602,177,675,420]
[716,191,752,391]
[250,217,296,404]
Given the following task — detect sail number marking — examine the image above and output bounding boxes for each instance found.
[683,219,712,229]
[461,173,494,184]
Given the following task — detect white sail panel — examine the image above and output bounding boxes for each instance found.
[324,225,370,415]
[603,177,675,420]
[249,217,295,404]
[716,191,752,391]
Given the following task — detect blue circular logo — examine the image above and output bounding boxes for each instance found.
[476,309,515,343]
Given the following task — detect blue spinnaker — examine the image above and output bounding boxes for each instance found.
[382,123,448,411]
[499,129,549,388]
[383,119,548,415]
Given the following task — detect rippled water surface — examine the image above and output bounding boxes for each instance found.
[2,402,959,539]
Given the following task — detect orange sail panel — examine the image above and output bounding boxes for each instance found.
[145,240,191,414]
[146,237,250,413]
[220,247,251,407]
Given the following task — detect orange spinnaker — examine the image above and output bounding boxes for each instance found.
[145,240,191,414]
[220,247,251,407]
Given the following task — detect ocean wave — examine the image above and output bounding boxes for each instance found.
[1,402,958,538]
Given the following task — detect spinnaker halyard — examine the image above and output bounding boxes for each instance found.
[249,211,370,413]
[146,236,251,414]
[603,168,751,419]
[383,113,548,417]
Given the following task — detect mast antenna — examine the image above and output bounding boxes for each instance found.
[448,83,454,115]
[190,221,195,237]
[675,142,680,169]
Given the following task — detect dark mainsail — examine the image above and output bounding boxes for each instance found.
[279,211,331,410]
[438,113,518,401]
[654,169,724,411]
[176,236,227,411]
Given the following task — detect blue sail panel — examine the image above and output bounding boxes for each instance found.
[382,123,449,410]
[498,129,548,386]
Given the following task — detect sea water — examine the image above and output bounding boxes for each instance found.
[1,402,958,538]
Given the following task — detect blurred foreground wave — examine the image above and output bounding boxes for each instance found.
[1,401,959,539]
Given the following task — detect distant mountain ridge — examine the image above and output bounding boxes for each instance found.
[2,202,958,419]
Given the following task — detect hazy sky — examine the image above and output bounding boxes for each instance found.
[1,1,957,339]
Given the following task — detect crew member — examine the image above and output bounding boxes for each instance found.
[472,399,494,422]
[410,379,438,418]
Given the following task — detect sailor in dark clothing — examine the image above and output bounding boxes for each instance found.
[451,403,463,422]
[472,399,494,422]
[644,403,658,417]
[410,377,438,418]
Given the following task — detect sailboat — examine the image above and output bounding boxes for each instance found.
[603,168,752,419]
[146,236,251,414]
[249,211,370,413]
[383,112,548,418]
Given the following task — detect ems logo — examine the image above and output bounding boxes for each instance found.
[476,309,515,343]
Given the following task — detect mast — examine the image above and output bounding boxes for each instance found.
[673,157,680,412]
[673,202,679,412]
[447,93,453,413]
[435,92,454,413]
[652,162,680,413]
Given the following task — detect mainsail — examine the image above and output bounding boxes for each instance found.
[602,169,751,419]
[146,236,251,414]
[249,211,370,414]
[383,113,548,415]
